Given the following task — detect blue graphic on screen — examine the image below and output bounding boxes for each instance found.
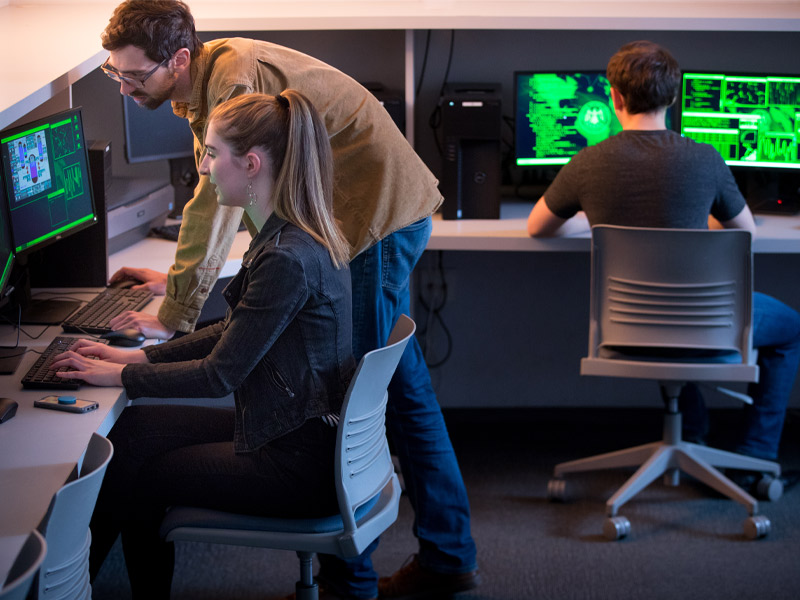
[515,71,622,166]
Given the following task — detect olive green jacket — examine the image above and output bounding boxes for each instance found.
[161,37,442,332]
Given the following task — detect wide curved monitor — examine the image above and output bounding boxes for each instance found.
[679,72,800,170]
[515,70,622,167]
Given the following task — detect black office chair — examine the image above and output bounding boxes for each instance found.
[547,225,782,540]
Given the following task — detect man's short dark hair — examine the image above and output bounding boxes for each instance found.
[606,41,680,114]
[102,0,203,62]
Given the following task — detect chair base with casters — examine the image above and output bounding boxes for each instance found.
[547,382,782,541]
[553,226,784,541]
[159,315,417,600]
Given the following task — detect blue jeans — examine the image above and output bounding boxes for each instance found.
[681,292,800,460]
[317,217,477,599]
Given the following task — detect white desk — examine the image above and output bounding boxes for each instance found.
[427,201,800,254]
[0,292,162,585]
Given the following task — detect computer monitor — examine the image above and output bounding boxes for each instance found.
[122,95,197,217]
[121,95,194,163]
[679,72,800,170]
[515,70,623,167]
[0,107,97,323]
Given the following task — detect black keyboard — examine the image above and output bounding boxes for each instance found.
[61,288,153,335]
[21,336,108,390]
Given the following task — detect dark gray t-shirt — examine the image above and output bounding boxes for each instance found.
[543,130,747,228]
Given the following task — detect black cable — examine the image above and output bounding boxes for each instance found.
[0,308,50,341]
[417,251,453,368]
[428,30,456,156]
[415,30,432,99]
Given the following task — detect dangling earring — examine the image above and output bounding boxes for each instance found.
[247,181,257,207]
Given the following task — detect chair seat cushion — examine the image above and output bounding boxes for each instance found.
[160,493,380,538]
[599,345,743,364]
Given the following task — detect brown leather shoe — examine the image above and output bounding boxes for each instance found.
[378,554,481,599]
[282,584,377,600]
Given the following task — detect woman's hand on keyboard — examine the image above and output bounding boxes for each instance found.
[49,350,128,387]
[63,340,148,365]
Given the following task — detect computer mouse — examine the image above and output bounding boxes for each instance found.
[0,397,18,424]
[100,328,146,347]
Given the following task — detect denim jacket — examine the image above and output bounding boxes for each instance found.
[160,38,443,332]
[122,214,356,452]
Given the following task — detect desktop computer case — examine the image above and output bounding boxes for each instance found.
[439,83,502,220]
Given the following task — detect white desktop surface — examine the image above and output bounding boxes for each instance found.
[427,202,800,254]
[0,292,161,584]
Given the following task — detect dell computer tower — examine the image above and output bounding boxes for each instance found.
[439,83,502,220]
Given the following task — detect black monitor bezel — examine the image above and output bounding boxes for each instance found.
[678,69,800,172]
[0,106,98,257]
[513,69,622,169]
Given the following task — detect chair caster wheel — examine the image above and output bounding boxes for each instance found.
[743,515,771,539]
[755,475,783,502]
[603,516,630,541]
[547,478,568,502]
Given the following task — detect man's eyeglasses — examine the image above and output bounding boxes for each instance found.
[101,57,169,89]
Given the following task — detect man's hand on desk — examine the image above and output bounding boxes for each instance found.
[109,267,168,295]
[109,311,176,341]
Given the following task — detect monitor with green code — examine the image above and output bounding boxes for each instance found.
[514,71,623,167]
[679,72,800,170]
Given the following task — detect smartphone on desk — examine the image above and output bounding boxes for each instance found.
[34,395,99,414]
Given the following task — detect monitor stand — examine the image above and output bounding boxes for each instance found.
[0,346,28,375]
[19,298,81,325]
[739,169,800,215]
[4,256,82,325]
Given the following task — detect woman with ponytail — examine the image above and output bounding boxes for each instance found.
[51,91,355,599]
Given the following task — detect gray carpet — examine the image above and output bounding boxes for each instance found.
[92,407,800,600]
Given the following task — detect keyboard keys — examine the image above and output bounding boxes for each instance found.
[21,336,108,390]
[62,288,153,334]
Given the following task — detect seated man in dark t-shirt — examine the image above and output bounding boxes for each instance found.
[527,40,800,464]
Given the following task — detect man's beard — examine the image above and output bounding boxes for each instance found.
[131,77,178,111]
